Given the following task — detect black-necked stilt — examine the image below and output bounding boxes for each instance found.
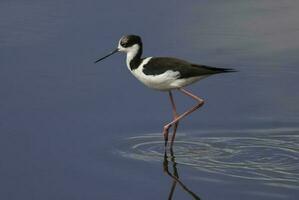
[95,35,235,147]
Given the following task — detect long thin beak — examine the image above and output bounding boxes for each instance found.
[94,49,119,63]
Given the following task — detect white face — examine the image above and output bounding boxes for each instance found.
[117,42,141,68]
[117,40,140,53]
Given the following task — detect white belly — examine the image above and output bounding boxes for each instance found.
[128,57,206,91]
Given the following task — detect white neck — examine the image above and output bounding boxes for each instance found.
[125,44,140,69]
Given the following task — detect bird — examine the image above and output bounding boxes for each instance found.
[94,35,235,147]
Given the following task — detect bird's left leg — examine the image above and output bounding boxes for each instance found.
[164,91,179,146]
[169,91,179,148]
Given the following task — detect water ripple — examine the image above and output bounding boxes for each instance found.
[116,129,299,188]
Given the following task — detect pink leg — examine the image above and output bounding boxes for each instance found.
[164,91,179,146]
[169,91,179,148]
[163,88,204,142]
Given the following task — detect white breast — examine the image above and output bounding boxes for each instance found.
[127,57,182,90]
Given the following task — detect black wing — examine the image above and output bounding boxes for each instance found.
[143,57,235,79]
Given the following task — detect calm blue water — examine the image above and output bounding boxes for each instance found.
[0,0,298,199]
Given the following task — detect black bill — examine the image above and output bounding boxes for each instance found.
[94,49,119,63]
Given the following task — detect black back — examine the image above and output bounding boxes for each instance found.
[143,57,235,78]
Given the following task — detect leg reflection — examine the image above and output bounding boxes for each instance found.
[163,149,201,200]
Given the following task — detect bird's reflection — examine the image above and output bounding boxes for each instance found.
[163,148,201,200]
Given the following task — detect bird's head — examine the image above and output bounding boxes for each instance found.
[118,35,142,53]
[94,35,142,63]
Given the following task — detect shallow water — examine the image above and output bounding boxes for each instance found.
[0,0,299,199]
[118,128,299,188]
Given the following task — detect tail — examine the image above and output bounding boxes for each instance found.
[210,67,237,73]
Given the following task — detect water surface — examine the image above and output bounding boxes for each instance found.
[0,0,298,199]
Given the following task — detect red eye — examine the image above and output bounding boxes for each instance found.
[121,42,129,47]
